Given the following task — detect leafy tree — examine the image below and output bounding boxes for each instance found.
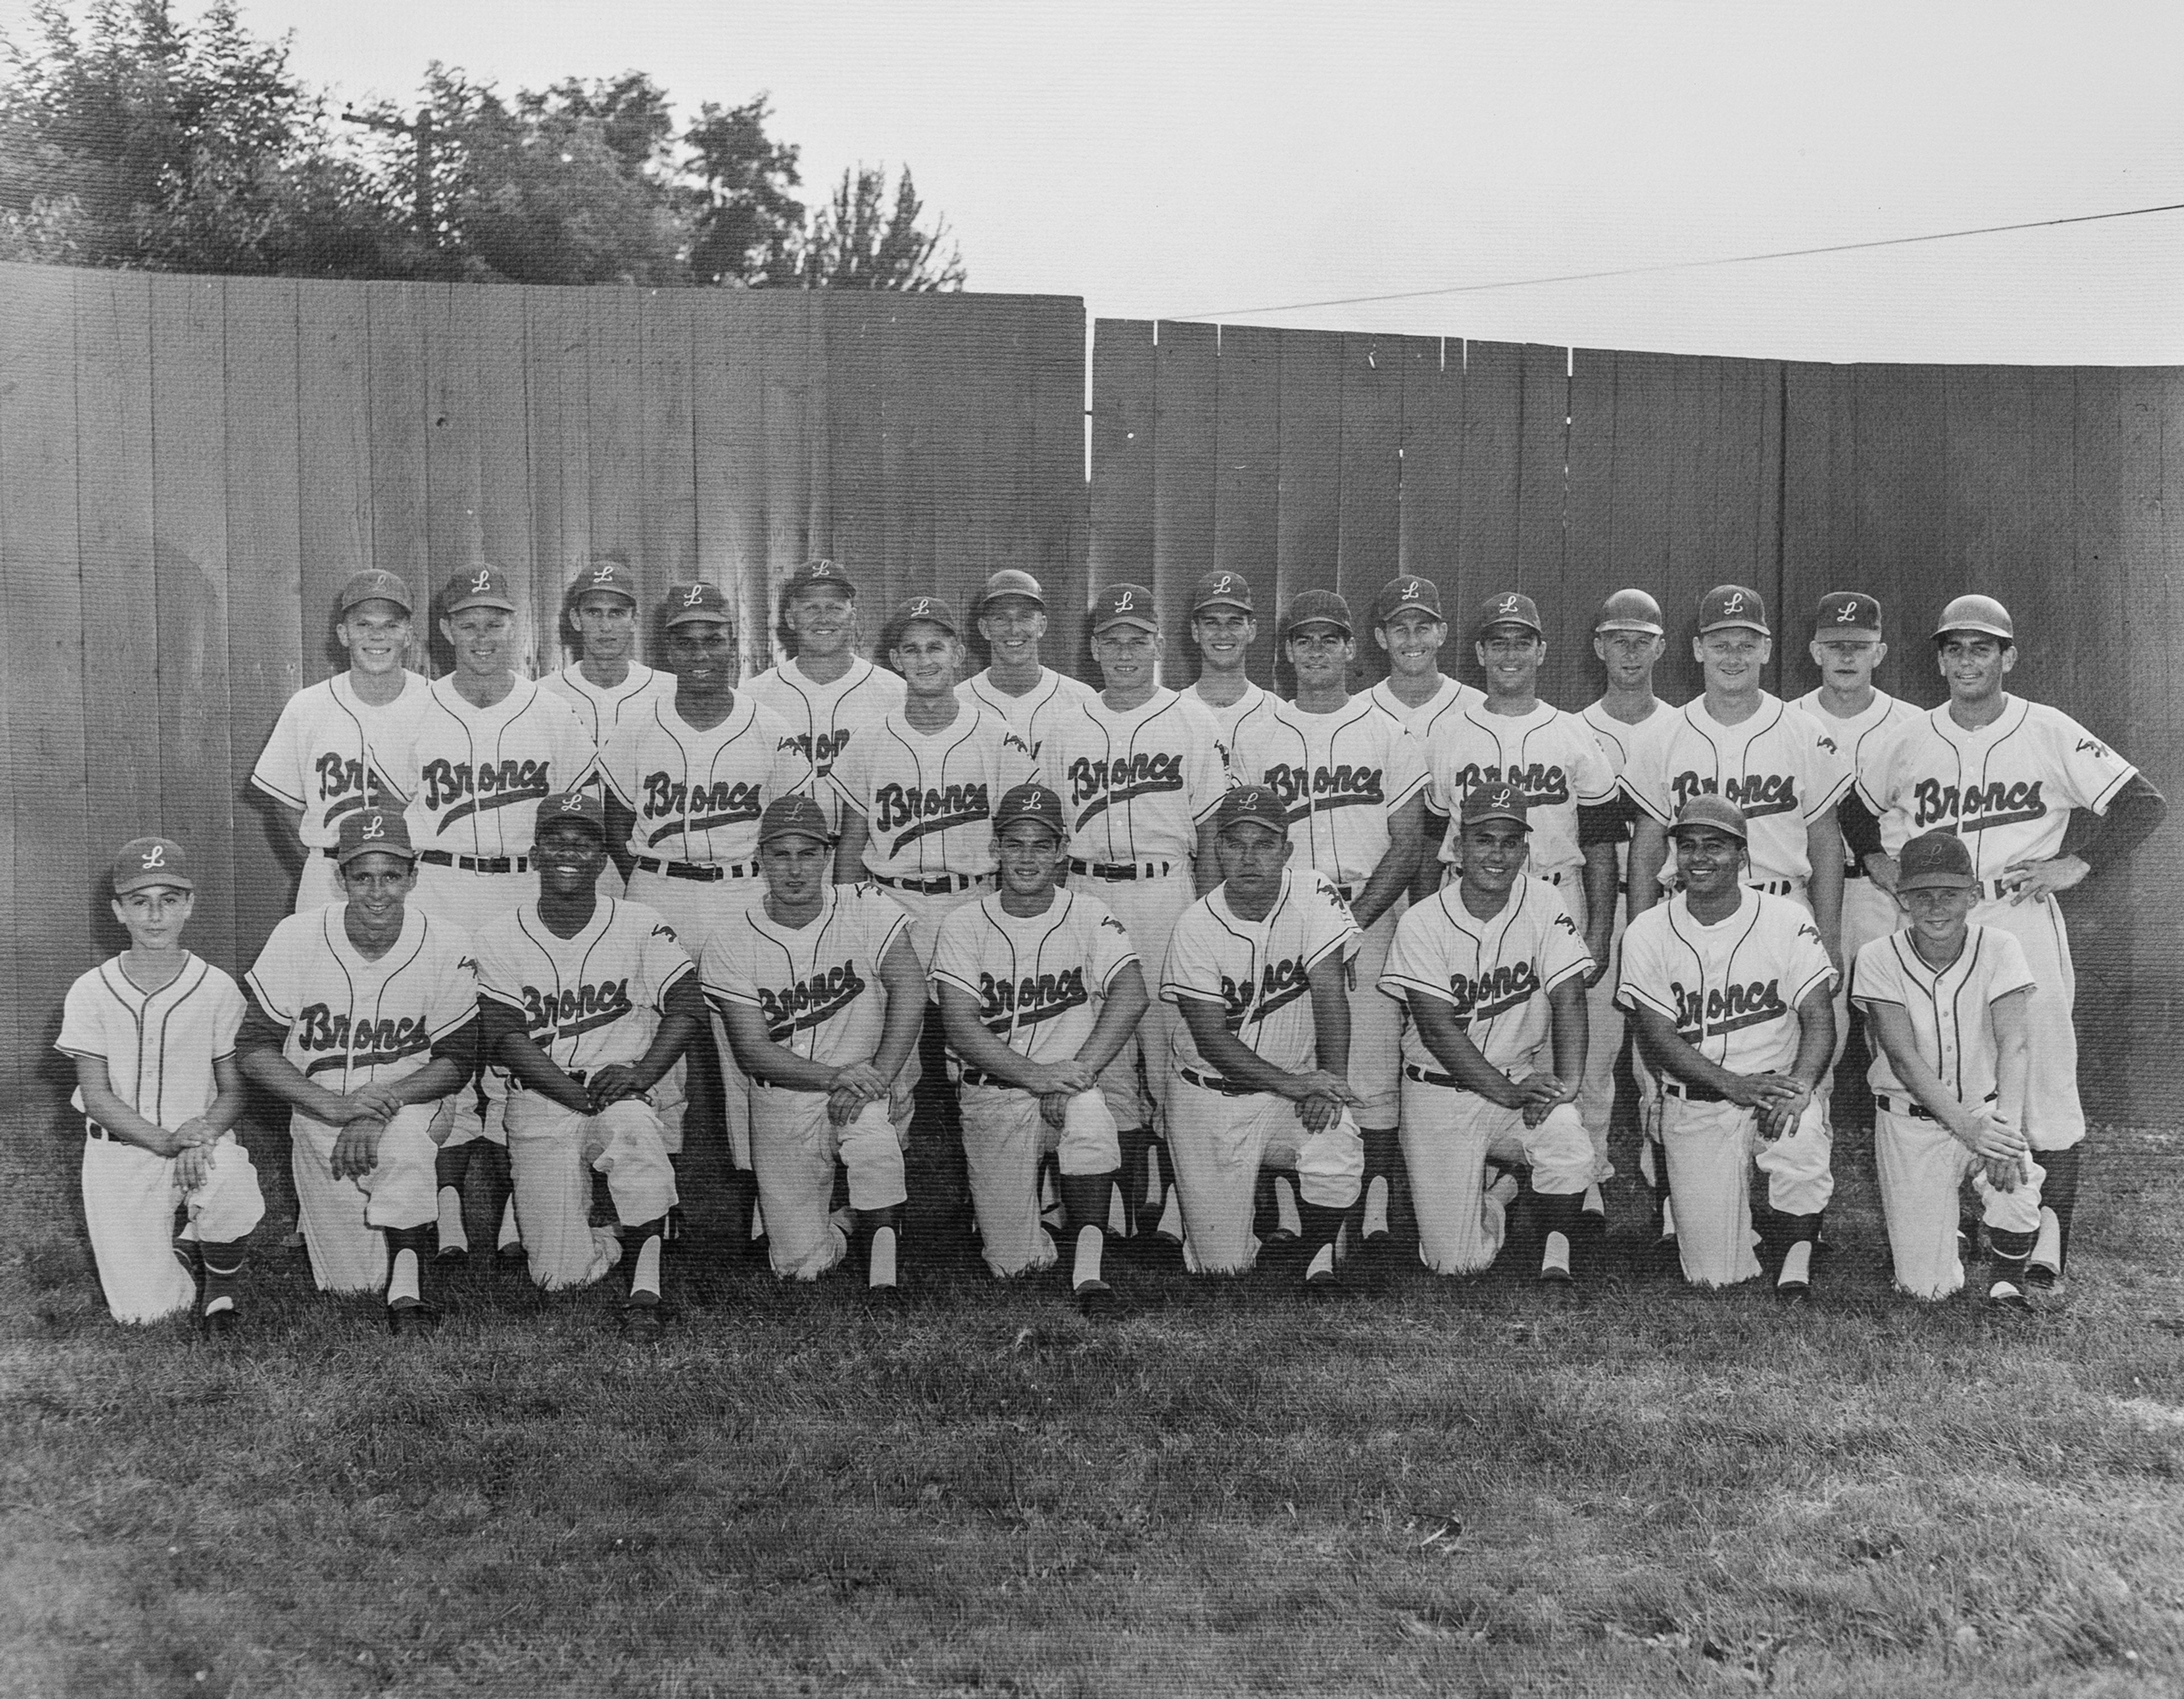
[681,95,804,286]
[799,164,966,292]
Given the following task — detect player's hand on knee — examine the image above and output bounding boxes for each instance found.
[331,1118,386,1181]
[585,1064,647,1110]
[173,1116,218,1150]
[1040,1060,1099,1097]
[1980,1154,2026,1192]
[1295,1089,1351,1133]
[1286,1070,1361,1111]
[1039,1089,1074,1130]
[174,1143,212,1191]
[1964,1108,2027,1162]
[1515,1072,1573,1126]
[342,1083,407,1124]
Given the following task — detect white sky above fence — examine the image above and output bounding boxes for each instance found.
[121,0,2184,363]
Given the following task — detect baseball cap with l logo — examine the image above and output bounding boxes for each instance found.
[444,565,518,615]
[112,836,195,894]
[1698,584,1771,636]
[1093,583,1160,633]
[336,809,419,866]
[664,581,733,627]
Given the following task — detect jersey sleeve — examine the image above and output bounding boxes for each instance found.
[995,725,1038,797]
[1981,927,2038,1002]
[767,709,817,801]
[1298,874,1364,969]
[1378,902,1457,1007]
[635,905,697,1008]
[929,902,987,1002]
[1620,720,1674,825]
[1228,720,1273,789]
[595,722,643,811]
[1384,724,1430,813]
[1614,911,1678,1021]
[1083,897,1141,992]
[427,930,483,1039]
[56,969,108,1060]
[243,919,303,1022]
[367,715,420,805]
[825,731,871,819]
[550,697,601,794]
[1181,700,1232,820]
[1797,710,1854,821]
[1852,720,1908,816]
[206,968,246,1060]
[1567,719,1617,807]
[468,922,527,1012]
[700,921,760,1010]
[249,697,309,808]
[1535,891,1594,991]
[1848,936,1906,1013]
[1159,906,1229,1006]
[2041,710,2139,813]
[1781,905,1839,1008]
[858,885,915,969]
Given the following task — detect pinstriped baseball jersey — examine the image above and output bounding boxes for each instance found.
[1044,687,1230,866]
[1622,694,1853,884]
[828,705,1035,881]
[540,662,672,751]
[250,672,435,848]
[59,954,246,1123]
[958,667,1097,770]
[1422,702,1617,874]
[1230,697,1430,885]
[932,889,1139,1064]
[1851,925,2035,1105]
[1616,890,1836,1075]
[1581,698,1672,786]
[1853,697,2138,868]
[1794,687,1920,872]
[1380,876,1592,1072]
[1188,679,1279,765]
[746,655,908,831]
[1163,868,1360,1074]
[379,677,598,861]
[245,906,478,1093]
[702,885,913,1064]
[1369,675,1486,740]
[472,897,694,1075]
[597,694,813,868]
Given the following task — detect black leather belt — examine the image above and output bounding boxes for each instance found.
[1178,1067,1254,1097]
[316,846,341,860]
[1744,878,1796,896]
[1878,1091,1997,1123]
[872,870,984,894]
[1402,1063,1470,1092]
[1069,859,1173,881]
[1844,864,1868,881]
[1661,1077,1730,1104]
[420,850,527,873]
[634,856,755,882]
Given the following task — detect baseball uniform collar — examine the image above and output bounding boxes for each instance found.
[749,884,843,939]
[329,900,425,970]
[1213,867,1293,929]
[1684,690,1784,734]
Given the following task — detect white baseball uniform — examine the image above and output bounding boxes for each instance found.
[1188,679,1277,766]
[1622,694,1852,893]
[1230,695,1429,1130]
[378,675,598,929]
[471,897,692,1289]
[958,666,1097,773]
[1368,674,1486,741]
[244,905,479,1294]
[746,654,907,832]
[1044,686,1230,1129]
[1379,878,1596,1274]
[1160,868,1366,1273]
[540,659,672,898]
[826,702,1036,964]
[1852,926,2044,1299]
[703,886,916,1279]
[1616,889,1838,1285]
[933,889,1140,1277]
[251,671,434,911]
[1855,697,2137,1152]
[1421,700,1619,881]
[597,690,812,1167]
[57,954,265,1323]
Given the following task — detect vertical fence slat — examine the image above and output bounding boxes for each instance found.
[526,288,590,658]
[640,289,699,596]
[584,288,643,621]
[1273,328,1342,639]
[1336,331,1403,685]
[693,292,767,667]
[1152,320,1218,685]
[297,283,373,682]
[1397,338,1464,603]
[760,292,818,643]
[423,282,485,600]
[1209,323,1281,687]
[1088,318,1155,616]
[366,281,429,610]
[1512,341,1569,601]
[1023,297,1090,678]
[812,299,878,656]
[1561,346,1618,706]
[471,285,535,668]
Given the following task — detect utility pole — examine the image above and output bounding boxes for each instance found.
[341,105,435,239]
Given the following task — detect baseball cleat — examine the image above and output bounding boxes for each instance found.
[1775,1240,1814,1302]
[1074,1279,1122,1319]
[435,1245,468,1266]
[280,1226,307,1251]
[619,1298,674,1341]
[1539,1230,1574,1285]
[201,1307,241,1339]
[662,1204,688,1250]
[1987,1278,2031,1312]
[385,1298,444,1337]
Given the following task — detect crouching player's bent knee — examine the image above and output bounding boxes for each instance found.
[505,1092,679,1290]
[750,1088,909,1281]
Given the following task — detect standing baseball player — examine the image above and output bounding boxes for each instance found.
[1160,784,1366,1286]
[1851,830,2045,1307]
[470,791,701,1337]
[597,579,814,1248]
[1616,795,1838,1295]
[1843,594,2165,1294]
[375,565,596,1265]
[540,557,671,755]
[251,569,434,914]
[707,795,926,1291]
[1043,583,1231,1244]
[237,808,481,1333]
[956,568,1097,769]
[1229,589,1428,1252]
[1378,786,1595,1282]
[1367,575,1486,739]
[933,782,1151,1310]
[744,557,906,832]
[59,837,264,1330]
[1182,571,1278,757]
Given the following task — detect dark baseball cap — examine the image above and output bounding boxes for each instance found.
[572,559,639,606]
[534,790,607,839]
[1476,590,1544,637]
[784,558,858,599]
[1668,793,1749,842]
[1594,588,1664,635]
[1282,589,1352,637]
[336,807,418,866]
[664,581,734,627]
[1697,584,1769,636]
[112,836,193,895]
[1896,830,1976,891]
[894,594,961,637]
[1215,785,1291,836]
[1459,783,1529,828]
[757,794,834,847]
[1375,577,1443,623]
[993,782,1066,839]
[977,569,1045,611]
[1190,571,1255,615]
[443,565,518,615]
[1815,591,1881,635]
[1091,583,1160,633]
[339,569,415,616]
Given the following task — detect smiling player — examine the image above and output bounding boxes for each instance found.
[1184,570,1277,756]
[956,568,1097,769]
[1366,575,1484,740]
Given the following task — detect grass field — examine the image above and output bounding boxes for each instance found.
[4,1112,2183,1698]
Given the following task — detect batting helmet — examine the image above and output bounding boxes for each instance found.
[1594,588,1664,635]
[1933,595,2014,643]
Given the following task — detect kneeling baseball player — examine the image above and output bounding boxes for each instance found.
[1159,785,1367,1288]
[470,792,701,1338]
[1851,830,2044,1307]
[59,837,265,1331]
[933,783,1151,1312]
[238,809,481,1334]
[707,796,926,1291]
[1378,785,1595,1282]
[1616,795,1838,1295]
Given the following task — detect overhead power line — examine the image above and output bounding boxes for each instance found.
[1168,197,2184,322]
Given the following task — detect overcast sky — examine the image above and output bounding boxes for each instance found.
[64,1,2184,362]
